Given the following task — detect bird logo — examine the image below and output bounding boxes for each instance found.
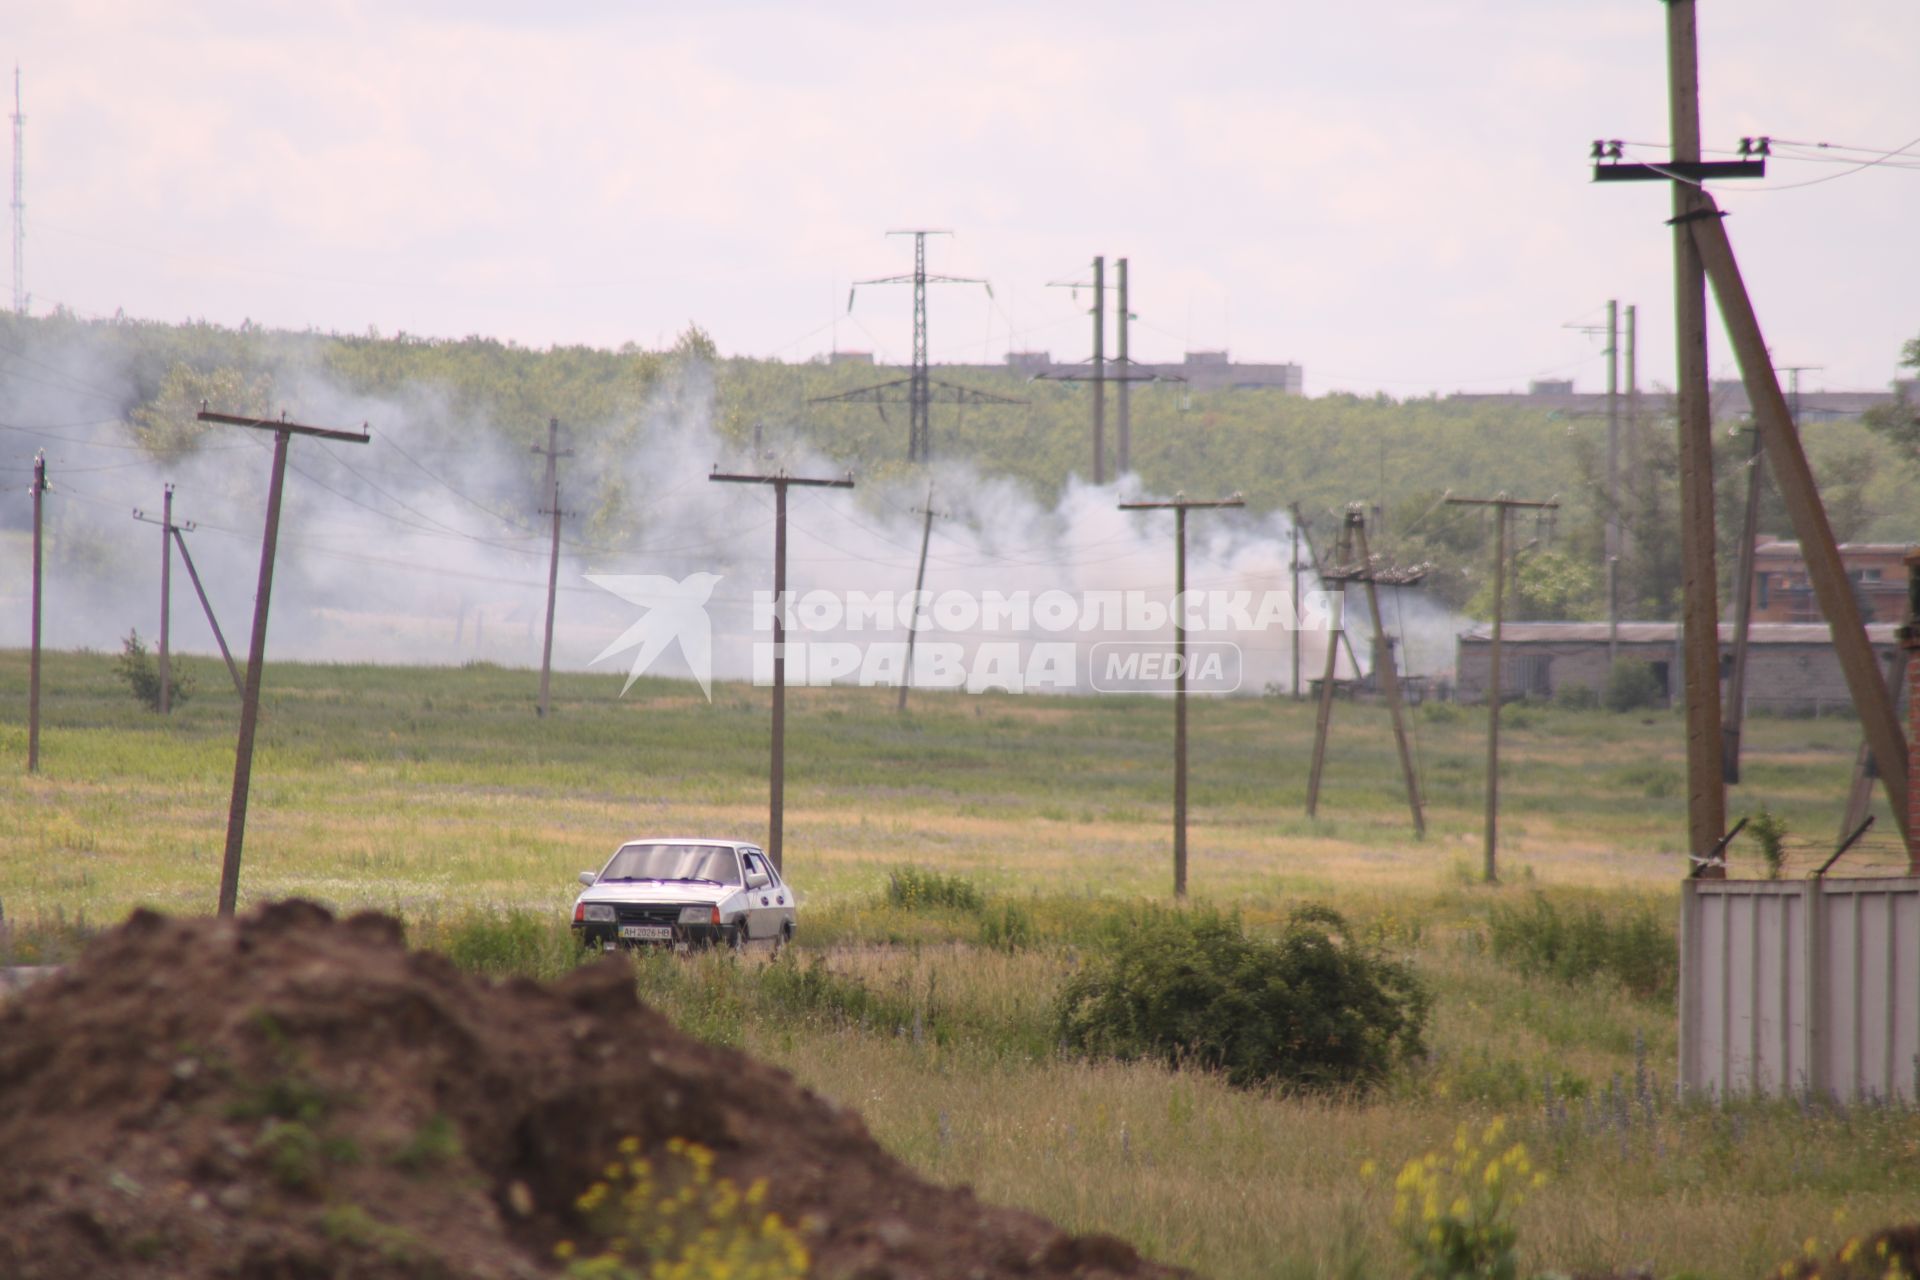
[586,572,722,700]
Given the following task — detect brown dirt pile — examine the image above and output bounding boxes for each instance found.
[0,900,1184,1279]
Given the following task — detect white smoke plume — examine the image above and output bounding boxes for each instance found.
[1,327,1454,697]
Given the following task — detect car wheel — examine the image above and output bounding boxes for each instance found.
[726,924,747,954]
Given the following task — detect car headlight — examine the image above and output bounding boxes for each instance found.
[582,904,615,923]
[679,905,718,925]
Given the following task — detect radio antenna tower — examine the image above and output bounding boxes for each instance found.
[10,65,23,315]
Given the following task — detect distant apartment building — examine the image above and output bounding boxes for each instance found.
[935,350,1305,394]
[1751,538,1915,625]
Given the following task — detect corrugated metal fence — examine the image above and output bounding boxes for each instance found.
[1680,877,1920,1101]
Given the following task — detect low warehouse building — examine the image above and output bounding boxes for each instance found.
[1453,621,1901,714]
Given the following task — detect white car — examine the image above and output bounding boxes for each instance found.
[570,837,796,952]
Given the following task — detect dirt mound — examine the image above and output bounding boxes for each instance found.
[0,901,1183,1279]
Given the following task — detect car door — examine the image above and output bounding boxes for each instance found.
[740,850,776,939]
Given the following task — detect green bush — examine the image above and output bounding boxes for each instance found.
[115,629,193,711]
[1486,893,1676,1001]
[1603,659,1663,713]
[885,865,984,913]
[1552,682,1600,711]
[1054,906,1430,1090]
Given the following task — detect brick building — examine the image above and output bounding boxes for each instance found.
[1751,539,1914,625]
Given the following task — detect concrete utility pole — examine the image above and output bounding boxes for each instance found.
[1624,303,1639,563]
[1447,493,1559,882]
[533,417,573,718]
[814,231,1013,462]
[898,483,942,715]
[1605,300,1621,654]
[198,408,369,916]
[709,467,857,873]
[1091,256,1106,484]
[26,452,44,772]
[1307,508,1428,838]
[1119,491,1245,897]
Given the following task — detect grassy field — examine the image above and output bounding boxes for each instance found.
[2,648,1915,1279]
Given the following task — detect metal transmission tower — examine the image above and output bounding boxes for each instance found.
[812,230,1020,462]
[10,66,23,314]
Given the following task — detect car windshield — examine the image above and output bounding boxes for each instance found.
[598,843,742,886]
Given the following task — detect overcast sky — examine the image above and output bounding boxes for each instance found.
[11,1,1918,396]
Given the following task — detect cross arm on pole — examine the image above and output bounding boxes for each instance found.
[197,407,371,444]
[1120,493,1245,511]
[133,509,196,533]
[710,469,857,490]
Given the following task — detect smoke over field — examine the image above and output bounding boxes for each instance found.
[1,322,1454,696]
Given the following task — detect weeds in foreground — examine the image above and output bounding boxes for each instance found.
[1486,892,1676,1001]
[558,1136,808,1279]
[1388,1117,1541,1280]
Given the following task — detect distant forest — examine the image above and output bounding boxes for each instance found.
[5,308,1917,624]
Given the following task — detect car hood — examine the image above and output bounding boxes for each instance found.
[576,881,736,906]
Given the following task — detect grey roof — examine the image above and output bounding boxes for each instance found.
[1456,621,1901,645]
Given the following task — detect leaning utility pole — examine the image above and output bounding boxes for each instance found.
[898,483,942,715]
[533,417,572,718]
[198,408,370,916]
[169,521,244,697]
[1447,493,1559,882]
[26,452,44,771]
[812,231,1014,462]
[1119,491,1245,897]
[709,467,857,874]
[1306,508,1428,837]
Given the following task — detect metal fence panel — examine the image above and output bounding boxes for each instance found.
[1681,877,1918,1102]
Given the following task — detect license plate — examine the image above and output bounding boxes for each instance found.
[619,924,672,941]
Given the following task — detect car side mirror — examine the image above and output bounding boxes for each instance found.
[745,871,770,890]
[578,871,597,887]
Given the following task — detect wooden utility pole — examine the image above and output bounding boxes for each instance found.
[1591,0,1771,865]
[1349,513,1425,838]
[1448,493,1558,882]
[1722,419,1765,783]
[710,467,857,873]
[26,451,44,772]
[1307,508,1427,837]
[1119,491,1244,897]
[898,483,940,714]
[1290,523,1303,701]
[533,417,572,718]
[198,408,369,916]
[131,485,183,714]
